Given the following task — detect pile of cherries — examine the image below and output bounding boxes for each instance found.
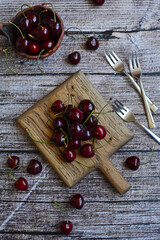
[50,97,108,164]
[1,154,42,191]
[12,4,62,56]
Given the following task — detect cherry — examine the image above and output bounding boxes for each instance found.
[93,125,106,139]
[67,107,84,123]
[80,144,95,158]
[30,25,50,41]
[7,154,19,169]
[79,99,95,114]
[14,177,28,191]
[64,104,73,116]
[53,117,67,131]
[51,100,65,113]
[61,221,73,235]
[26,13,39,27]
[81,129,93,141]
[126,156,140,170]
[52,131,65,146]
[70,194,84,209]
[28,41,40,55]
[41,39,55,51]
[68,51,81,65]
[41,15,54,26]
[86,37,99,50]
[49,22,62,39]
[15,37,30,52]
[63,148,76,162]
[85,114,98,130]
[69,123,86,140]
[19,17,33,33]
[68,139,81,149]
[27,159,42,174]
[93,0,105,5]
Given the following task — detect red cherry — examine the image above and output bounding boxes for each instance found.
[64,104,73,116]
[61,221,73,235]
[68,139,81,149]
[41,15,54,26]
[63,148,76,162]
[27,159,42,174]
[7,154,19,169]
[71,194,84,209]
[52,131,65,146]
[85,114,98,130]
[81,129,93,141]
[28,41,40,55]
[49,22,62,38]
[53,117,67,131]
[51,100,65,113]
[67,107,84,123]
[69,123,86,140]
[15,37,30,52]
[86,37,99,50]
[30,25,50,41]
[14,177,28,191]
[79,99,95,114]
[93,0,105,5]
[41,39,55,51]
[80,144,95,158]
[68,51,81,65]
[126,156,140,170]
[26,13,39,27]
[19,17,33,33]
[93,125,106,139]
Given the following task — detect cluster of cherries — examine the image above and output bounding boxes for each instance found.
[50,96,108,164]
[1,154,42,191]
[53,193,84,235]
[12,4,62,56]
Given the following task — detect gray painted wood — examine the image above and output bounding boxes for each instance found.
[0,0,160,239]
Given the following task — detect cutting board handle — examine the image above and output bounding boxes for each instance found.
[99,159,130,194]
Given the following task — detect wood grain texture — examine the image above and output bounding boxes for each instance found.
[0,0,160,239]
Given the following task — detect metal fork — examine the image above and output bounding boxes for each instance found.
[129,52,155,129]
[112,100,160,144]
[104,49,158,113]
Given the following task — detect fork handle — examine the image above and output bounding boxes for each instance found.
[136,120,160,144]
[123,70,158,112]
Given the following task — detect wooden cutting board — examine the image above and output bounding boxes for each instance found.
[17,71,134,194]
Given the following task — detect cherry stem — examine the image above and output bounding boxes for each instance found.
[28,34,37,41]
[37,49,45,73]
[63,116,70,131]
[38,9,48,25]
[9,21,25,39]
[94,138,112,150]
[26,128,54,144]
[82,110,94,127]
[8,165,21,177]
[95,98,112,120]
[0,170,17,181]
[60,128,68,148]
[52,200,68,222]
[21,4,32,18]
[2,47,18,75]
[94,110,114,114]
[42,3,57,23]
[66,27,88,39]
[66,31,76,52]
[140,148,154,165]
[75,159,96,168]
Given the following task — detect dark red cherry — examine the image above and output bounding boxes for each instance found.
[64,104,73,116]
[7,154,19,169]
[79,99,95,114]
[80,144,95,158]
[26,13,39,27]
[81,129,93,141]
[19,17,33,33]
[67,107,84,123]
[30,25,50,41]
[49,22,62,38]
[126,156,140,170]
[41,39,55,51]
[93,0,105,5]
[41,15,54,26]
[15,37,30,52]
[63,148,76,162]
[85,114,98,130]
[14,177,28,191]
[53,117,67,131]
[28,41,40,55]
[71,194,84,209]
[52,131,65,146]
[86,37,99,50]
[93,125,106,139]
[69,123,85,139]
[68,139,81,149]
[51,100,65,113]
[68,51,81,65]
[61,221,73,235]
[27,159,42,174]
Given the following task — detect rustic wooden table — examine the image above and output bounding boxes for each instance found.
[0,1,160,239]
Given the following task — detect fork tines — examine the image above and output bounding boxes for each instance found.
[112,100,128,115]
